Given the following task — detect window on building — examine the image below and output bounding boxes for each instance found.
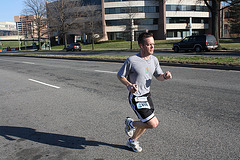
[167,31,175,37]
[106,19,129,26]
[192,18,208,23]
[224,12,232,18]
[166,17,189,23]
[176,5,181,11]
[166,5,207,12]
[134,18,158,25]
[183,5,189,11]
[182,31,190,37]
[171,5,177,11]
[192,5,197,11]
[106,18,158,26]
[224,24,229,35]
[196,5,201,11]
[166,5,171,11]
[105,6,159,14]
[167,30,203,38]
[192,30,200,35]
[110,8,115,14]
[138,6,144,13]
[115,7,120,13]
[167,17,208,24]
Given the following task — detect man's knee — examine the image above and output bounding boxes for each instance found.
[147,117,159,129]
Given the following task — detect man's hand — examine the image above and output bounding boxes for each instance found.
[117,75,138,93]
[157,71,172,81]
[127,84,138,93]
[163,71,172,80]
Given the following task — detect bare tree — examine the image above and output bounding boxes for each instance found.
[47,0,83,48]
[201,0,221,46]
[124,1,159,49]
[200,0,240,47]
[81,4,103,50]
[124,2,138,50]
[100,0,108,41]
[23,0,48,50]
[118,1,143,49]
[158,0,166,40]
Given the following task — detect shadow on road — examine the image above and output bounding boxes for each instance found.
[0,126,129,151]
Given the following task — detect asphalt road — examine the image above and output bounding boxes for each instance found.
[0,56,240,160]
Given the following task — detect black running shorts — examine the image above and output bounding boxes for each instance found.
[128,92,155,123]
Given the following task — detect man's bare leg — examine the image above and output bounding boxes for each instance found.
[131,128,146,141]
[131,116,159,141]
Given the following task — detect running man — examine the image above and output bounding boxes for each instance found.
[117,32,172,152]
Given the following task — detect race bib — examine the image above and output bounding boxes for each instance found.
[135,96,150,109]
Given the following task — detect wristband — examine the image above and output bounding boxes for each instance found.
[127,84,132,90]
[163,73,167,80]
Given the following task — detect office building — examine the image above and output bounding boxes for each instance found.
[0,22,17,36]
[104,0,210,40]
[47,0,211,42]
[14,15,48,39]
[220,7,240,38]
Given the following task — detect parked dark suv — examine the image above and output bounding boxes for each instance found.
[65,43,81,51]
[172,34,218,53]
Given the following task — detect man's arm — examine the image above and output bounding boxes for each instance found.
[156,71,172,81]
[117,75,138,93]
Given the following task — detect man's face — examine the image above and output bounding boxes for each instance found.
[141,37,155,56]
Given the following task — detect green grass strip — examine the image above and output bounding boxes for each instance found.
[24,54,239,66]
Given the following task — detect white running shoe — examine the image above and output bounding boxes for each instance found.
[125,117,135,137]
[126,138,143,153]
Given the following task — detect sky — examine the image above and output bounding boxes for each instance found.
[0,0,24,22]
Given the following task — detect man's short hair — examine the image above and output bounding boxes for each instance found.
[138,32,153,45]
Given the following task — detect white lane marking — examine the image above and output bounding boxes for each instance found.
[28,79,60,89]
[0,59,35,65]
[22,61,35,64]
[94,70,117,74]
